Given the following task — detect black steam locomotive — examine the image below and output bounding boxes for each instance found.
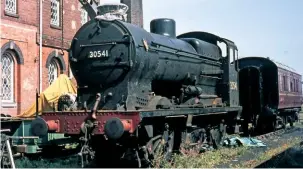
[69,18,240,112]
[64,16,242,166]
[35,5,301,167]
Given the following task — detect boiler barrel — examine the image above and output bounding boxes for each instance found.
[147,33,219,82]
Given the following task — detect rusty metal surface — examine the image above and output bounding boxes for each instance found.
[40,105,242,135]
[41,111,140,135]
[46,120,60,132]
[279,94,303,109]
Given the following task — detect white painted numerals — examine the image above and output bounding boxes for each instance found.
[89,50,109,58]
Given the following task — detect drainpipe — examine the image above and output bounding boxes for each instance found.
[39,0,43,93]
[61,0,64,58]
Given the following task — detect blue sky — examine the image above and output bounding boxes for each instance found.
[141,0,303,76]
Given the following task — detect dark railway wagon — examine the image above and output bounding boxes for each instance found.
[237,56,302,133]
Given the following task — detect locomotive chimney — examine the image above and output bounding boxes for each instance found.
[96,2,129,22]
[150,18,176,38]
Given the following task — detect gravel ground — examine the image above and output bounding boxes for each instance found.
[216,125,303,168]
[255,124,303,168]
[256,144,303,168]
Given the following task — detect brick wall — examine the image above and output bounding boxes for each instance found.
[1,0,143,116]
[1,0,38,27]
[0,20,38,116]
[120,0,143,28]
[40,0,85,49]
[1,0,84,116]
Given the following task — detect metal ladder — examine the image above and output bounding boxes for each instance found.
[1,129,16,169]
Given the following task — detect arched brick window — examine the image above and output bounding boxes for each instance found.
[1,41,24,105]
[46,50,66,85]
[1,52,14,102]
[48,59,59,85]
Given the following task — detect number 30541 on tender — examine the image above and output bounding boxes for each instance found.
[89,50,109,58]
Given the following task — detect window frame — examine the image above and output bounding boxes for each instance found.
[1,52,15,103]
[282,75,288,91]
[48,59,59,85]
[293,78,297,92]
[217,41,227,58]
[4,0,19,18]
[290,78,294,92]
[297,79,300,92]
[229,48,234,64]
[279,74,284,92]
[50,0,61,28]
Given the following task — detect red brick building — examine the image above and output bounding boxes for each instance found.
[0,0,143,116]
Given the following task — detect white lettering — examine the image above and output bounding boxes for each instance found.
[89,50,109,58]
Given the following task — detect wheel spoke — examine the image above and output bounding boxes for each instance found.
[146,130,178,167]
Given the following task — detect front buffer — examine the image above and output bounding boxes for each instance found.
[32,108,141,167]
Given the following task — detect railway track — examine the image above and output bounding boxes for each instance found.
[179,125,301,155]
[255,126,300,140]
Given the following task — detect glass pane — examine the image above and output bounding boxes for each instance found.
[5,0,17,14]
[1,53,14,102]
[48,60,58,85]
[230,48,234,64]
[218,42,227,57]
[51,0,60,26]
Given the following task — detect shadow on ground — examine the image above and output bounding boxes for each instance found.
[256,141,303,168]
[14,148,81,168]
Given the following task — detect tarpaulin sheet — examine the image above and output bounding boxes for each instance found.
[17,74,77,118]
[223,136,266,147]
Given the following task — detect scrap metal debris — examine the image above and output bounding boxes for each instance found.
[223,137,266,147]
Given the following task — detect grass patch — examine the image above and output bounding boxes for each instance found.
[152,144,247,168]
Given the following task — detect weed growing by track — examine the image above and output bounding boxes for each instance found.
[152,144,247,168]
[152,129,302,168]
